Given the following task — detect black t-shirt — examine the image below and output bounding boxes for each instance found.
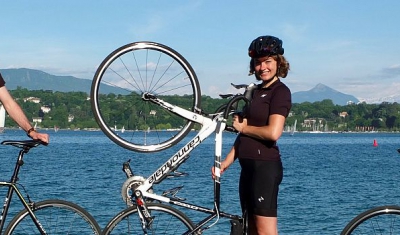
[0,73,5,87]
[235,79,292,161]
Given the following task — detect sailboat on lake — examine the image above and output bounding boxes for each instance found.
[290,119,297,136]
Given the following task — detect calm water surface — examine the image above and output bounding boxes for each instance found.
[1,130,400,234]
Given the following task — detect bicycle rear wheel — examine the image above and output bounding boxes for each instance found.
[102,203,195,234]
[341,205,400,234]
[5,199,101,234]
[91,41,201,152]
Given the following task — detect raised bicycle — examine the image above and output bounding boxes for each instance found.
[99,87,251,235]
[90,41,257,234]
[341,205,400,234]
[0,140,101,234]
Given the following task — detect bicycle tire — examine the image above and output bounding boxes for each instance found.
[91,41,201,152]
[341,205,400,235]
[102,202,195,234]
[5,199,101,234]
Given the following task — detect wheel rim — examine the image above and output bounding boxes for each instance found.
[104,204,194,234]
[91,42,201,152]
[343,207,400,234]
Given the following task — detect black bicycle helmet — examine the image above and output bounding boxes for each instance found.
[248,35,284,58]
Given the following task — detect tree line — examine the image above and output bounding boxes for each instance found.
[6,87,400,132]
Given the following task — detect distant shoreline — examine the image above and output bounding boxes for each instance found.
[3,127,400,134]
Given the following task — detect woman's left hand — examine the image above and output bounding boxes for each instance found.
[233,114,247,133]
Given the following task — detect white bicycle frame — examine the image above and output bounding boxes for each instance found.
[123,90,250,234]
[136,92,227,203]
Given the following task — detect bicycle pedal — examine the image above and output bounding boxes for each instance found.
[230,219,243,235]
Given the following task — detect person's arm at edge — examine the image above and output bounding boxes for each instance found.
[0,86,49,143]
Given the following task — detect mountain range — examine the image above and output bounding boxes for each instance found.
[0,68,125,95]
[0,68,365,105]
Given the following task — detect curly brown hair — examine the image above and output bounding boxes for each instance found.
[248,55,290,79]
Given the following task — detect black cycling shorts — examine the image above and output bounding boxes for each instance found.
[238,158,283,217]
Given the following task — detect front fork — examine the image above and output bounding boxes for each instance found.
[134,190,153,233]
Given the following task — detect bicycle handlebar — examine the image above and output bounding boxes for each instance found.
[220,83,257,118]
[224,125,237,133]
[223,95,249,120]
[218,82,257,133]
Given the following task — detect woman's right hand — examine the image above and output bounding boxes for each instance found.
[212,146,235,179]
[211,161,229,179]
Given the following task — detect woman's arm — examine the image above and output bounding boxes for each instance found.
[233,114,286,142]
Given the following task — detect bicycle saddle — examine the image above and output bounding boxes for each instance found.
[1,140,47,148]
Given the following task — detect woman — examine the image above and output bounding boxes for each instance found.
[213,35,291,235]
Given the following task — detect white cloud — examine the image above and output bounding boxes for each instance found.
[381,64,400,78]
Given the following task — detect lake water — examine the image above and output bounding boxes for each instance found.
[1,129,400,234]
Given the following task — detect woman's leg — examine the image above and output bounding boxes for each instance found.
[239,159,282,235]
[252,160,282,235]
[254,215,278,235]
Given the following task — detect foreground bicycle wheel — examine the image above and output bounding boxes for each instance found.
[91,41,201,152]
[341,205,400,234]
[5,199,101,234]
[102,203,195,234]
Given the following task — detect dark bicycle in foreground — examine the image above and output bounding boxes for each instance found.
[0,140,101,235]
[341,205,400,234]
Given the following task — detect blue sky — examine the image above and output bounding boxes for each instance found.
[1,1,400,101]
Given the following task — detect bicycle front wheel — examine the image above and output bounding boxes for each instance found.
[341,205,400,234]
[91,41,201,152]
[102,203,195,234]
[5,199,101,234]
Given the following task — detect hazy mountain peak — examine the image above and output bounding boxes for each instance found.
[292,83,359,105]
[310,83,336,93]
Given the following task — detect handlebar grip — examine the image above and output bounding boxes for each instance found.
[225,125,238,133]
[223,95,248,119]
[243,83,256,102]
